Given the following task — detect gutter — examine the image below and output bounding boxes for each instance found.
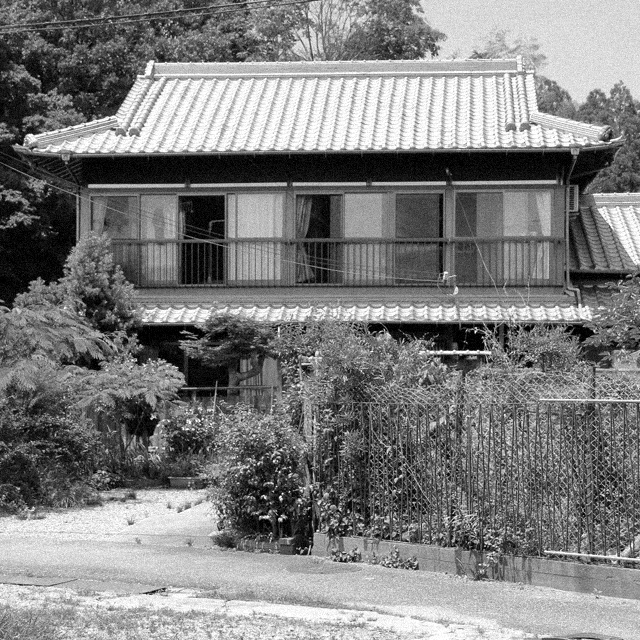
[14,145,621,160]
[564,148,582,307]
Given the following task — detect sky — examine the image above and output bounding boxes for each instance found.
[424,0,640,104]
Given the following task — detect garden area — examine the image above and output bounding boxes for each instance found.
[2,236,640,573]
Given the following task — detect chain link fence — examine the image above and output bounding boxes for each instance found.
[312,366,640,565]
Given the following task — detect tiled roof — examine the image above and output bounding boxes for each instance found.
[140,299,587,325]
[570,193,640,272]
[21,58,617,156]
[580,284,615,312]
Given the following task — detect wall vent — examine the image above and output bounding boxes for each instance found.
[566,185,579,213]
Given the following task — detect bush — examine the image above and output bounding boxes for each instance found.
[211,406,309,539]
[159,453,206,480]
[0,484,26,514]
[0,400,98,507]
[161,403,219,458]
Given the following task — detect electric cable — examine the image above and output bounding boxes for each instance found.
[0,0,318,34]
[0,157,458,286]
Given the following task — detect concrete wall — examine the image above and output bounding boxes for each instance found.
[313,533,640,601]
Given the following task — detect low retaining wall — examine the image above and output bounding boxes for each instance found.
[313,533,640,601]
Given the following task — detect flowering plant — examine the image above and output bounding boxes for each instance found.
[161,403,219,457]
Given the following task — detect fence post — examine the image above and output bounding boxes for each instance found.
[459,371,473,514]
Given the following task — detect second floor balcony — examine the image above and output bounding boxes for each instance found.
[111,236,565,289]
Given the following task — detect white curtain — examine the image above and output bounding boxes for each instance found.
[503,191,552,282]
[91,197,108,233]
[228,193,284,282]
[532,191,551,279]
[295,196,314,282]
[344,193,387,284]
[140,195,178,285]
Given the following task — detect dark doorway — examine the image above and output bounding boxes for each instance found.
[180,196,226,284]
[295,194,342,284]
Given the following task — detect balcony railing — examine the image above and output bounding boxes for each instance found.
[111,237,564,288]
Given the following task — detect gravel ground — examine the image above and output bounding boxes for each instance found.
[0,584,414,640]
[0,488,210,540]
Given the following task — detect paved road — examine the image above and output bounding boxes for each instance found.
[0,534,638,639]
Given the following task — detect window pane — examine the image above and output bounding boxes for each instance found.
[344,193,388,284]
[395,194,443,283]
[141,195,177,240]
[91,196,138,239]
[140,195,178,286]
[396,194,442,238]
[228,193,284,284]
[91,196,138,283]
[455,192,503,285]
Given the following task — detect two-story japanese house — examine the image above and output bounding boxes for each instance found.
[15,57,621,387]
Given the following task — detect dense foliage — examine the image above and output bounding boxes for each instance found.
[15,233,141,337]
[272,320,450,405]
[211,405,309,539]
[0,238,184,506]
[0,372,97,510]
[181,315,276,390]
[585,273,640,352]
[480,324,583,371]
[161,402,219,457]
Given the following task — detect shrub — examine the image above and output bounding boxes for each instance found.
[161,403,219,458]
[211,406,309,538]
[210,530,238,549]
[159,453,206,480]
[0,484,26,514]
[0,399,98,507]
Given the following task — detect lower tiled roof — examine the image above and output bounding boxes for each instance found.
[571,194,640,272]
[141,300,588,325]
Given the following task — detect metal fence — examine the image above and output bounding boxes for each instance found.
[111,237,564,288]
[179,385,277,410]
[314,396,640,564]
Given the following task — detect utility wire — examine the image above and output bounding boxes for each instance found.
[1,154,538,291]
[0,155,542,291]
[0,0,317,34]
[0,157,458,286]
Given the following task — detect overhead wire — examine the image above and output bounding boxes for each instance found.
[0,155,542,294]
[0,0,318,34]
[0,157,458,286]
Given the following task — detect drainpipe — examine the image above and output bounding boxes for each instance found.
[564,147,582,307]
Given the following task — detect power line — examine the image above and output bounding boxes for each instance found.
[0,156,503,288]
[0,0,317,34]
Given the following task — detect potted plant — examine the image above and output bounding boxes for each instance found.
[162,454,207,489]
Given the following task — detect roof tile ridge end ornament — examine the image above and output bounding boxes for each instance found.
[24,116,119,149]
[144,60,155,79]
[128,76,167,137]
[116,76,155,136]
[503,73,516,132]
[529,110,615,142]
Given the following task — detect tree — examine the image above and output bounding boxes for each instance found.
[584,274,640,352]
[70,354,185,450]
[0,303,113,394]
[15,233,141,338]
[181,315,275,392]
[536,76,576,119]
[471,28,546,68]
[576,82,640,193]
[0,0,447,299]
[471,29,576,118]
[292,0,445,61]
[470,29,576,119]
